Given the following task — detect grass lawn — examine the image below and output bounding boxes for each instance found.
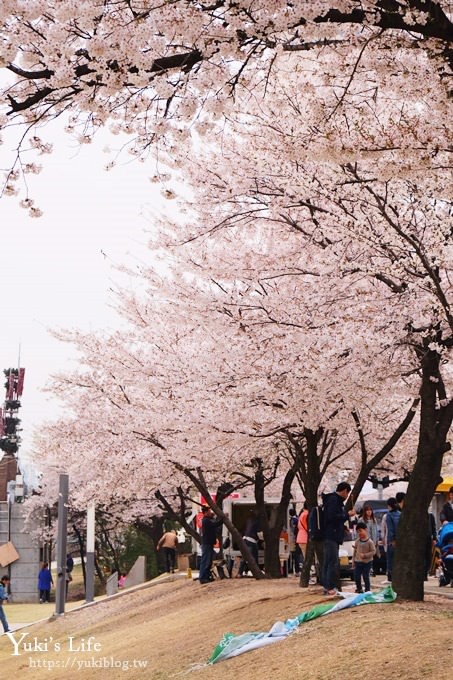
[1,576,452,679]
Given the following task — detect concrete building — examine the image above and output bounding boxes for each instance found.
[0,369,46,601]
[0,497,43,602]
[0,455,44,602]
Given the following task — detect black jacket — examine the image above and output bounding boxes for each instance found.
[201,515,223,547]
[322,492,348,544]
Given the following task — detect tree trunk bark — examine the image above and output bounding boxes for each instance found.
[393,348,452,600]
[254,460,295,578]
[263,527,283,578]
[293,428,324,587]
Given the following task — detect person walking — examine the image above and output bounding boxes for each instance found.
[321,482,356,595]
[199,506,223,584]
[383,497,401,584]
[38,562,53,602]
[0,575,11,634]
[352,522,375,593]
[157,529,178,573]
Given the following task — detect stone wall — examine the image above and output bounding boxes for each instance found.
[0,502,42,602]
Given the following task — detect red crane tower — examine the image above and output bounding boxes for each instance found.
[0,367,25,501]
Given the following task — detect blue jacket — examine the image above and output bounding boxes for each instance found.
[386,509,401,542]
[38,567,53,590]
[322,492,349,544]
[0,582,8,602]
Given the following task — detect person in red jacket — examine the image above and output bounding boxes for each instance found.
[296,502,309,565]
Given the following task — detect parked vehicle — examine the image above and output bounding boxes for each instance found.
[356,499,388,513]
[339,534,354,580]
[218,496,293,573]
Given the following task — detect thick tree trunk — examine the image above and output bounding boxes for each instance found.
[255,461,295,578]
[263,527,283,578]
[294,428,323,587]
[393,349,452,600]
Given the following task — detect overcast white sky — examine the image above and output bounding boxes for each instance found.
[0,124,162,477]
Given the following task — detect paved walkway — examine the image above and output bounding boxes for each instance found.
[2,571,187,633]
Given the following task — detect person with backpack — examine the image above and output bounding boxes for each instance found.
[321,482,356,595]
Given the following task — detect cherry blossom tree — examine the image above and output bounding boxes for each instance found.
[148,46,452,599]
[29,209,425,583]
[4,2,450,600]
[0,1,451,206]
[29,319,288,578]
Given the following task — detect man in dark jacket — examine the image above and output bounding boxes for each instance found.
[199,506,223,584]
[322,482,355,595]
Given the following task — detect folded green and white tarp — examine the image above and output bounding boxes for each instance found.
[208,586,396,665]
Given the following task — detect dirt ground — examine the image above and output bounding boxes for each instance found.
[1,577,452,679]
